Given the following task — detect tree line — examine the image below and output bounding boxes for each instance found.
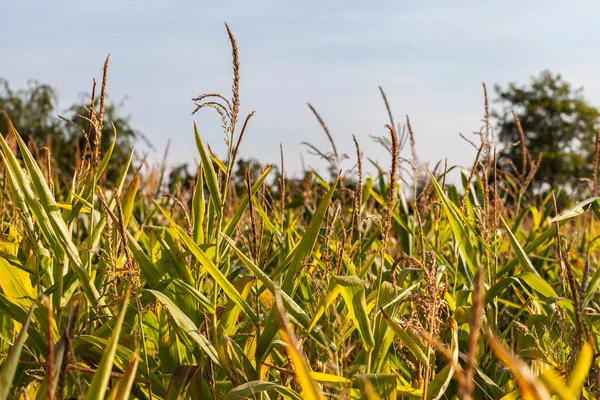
[1,71,599,199]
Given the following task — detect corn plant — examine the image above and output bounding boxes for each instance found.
[1,23,600,400]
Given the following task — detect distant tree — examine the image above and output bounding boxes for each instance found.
[0,79,63,147]
[167,163,194,193]
[494,71,600,192]
[0,78,144,183]
[234,158,265,186]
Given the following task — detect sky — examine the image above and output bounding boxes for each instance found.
[3,0,600,179]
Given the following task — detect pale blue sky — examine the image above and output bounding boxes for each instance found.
[3,1,600,177]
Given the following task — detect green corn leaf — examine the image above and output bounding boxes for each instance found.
[396,385,423,398]
[194,122,222,216]
[256,175,339,358]
[486,328,551,400]
[67,129,116,224]
[376,282,420,316]
[101,202,163,287]
[355,374,399,399]
[381,310,428,364]
[83,147,135,263]
[86,291,130,400]
[170,279,215,314]
[222,166,272,240]
[210,148,228,174]
[155,202,258,323]
[107,349,139,400]
[549,197,600,223]
[428,169,478,280]
[219,276,256,336]
[224,381,303,400]
[0,137,64,259]
[0,304,35,400]
[164,365,199,400]
[310,371,351,385]
[501,216,541,277]
[221,234,311,326]
[76,334,166,396]
[121,173,140,228]
[485,277,518,304]
[308,275,375,350]
[192,163,205,244]
[274,289,324,400]
[426,323,458,400]
[146,289,219,363]
[584,264,600,307]
[0,129,105,311]
[222,234,334,350]
[0,257,36,311]
[225,339,258,381]
[0,153,36,240]
[155,231,194,285]
[282,174,339,292]
[517,272,557,298]
[498,220,568,278]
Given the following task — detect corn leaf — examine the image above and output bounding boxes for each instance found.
[567,338,594,395]
[486,328,551,400]
[274,289,324,400]
[192,163,205,244]
[194,122,222,216]
[0,304,35,400]
[155,203,258,323]
[86,292,130,400]
[146,289,219,363]
[224,381,303,400]
[107,349,139,400]
[501,216,541,277]
[381,310,428,364]
[426,323,458,400]
[308,275,375,350]
[428,169,478,279]
[1,128,105,310]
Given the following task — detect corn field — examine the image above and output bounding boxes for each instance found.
[1,24,600,399]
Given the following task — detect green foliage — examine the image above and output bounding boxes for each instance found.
[495,70,600,192]
[0,77,143,183]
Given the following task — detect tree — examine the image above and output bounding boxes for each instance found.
[494,71,600,192]
[167,163,194,193]
[0,78,144,184]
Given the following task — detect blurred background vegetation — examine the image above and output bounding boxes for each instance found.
[2,69,600,202]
